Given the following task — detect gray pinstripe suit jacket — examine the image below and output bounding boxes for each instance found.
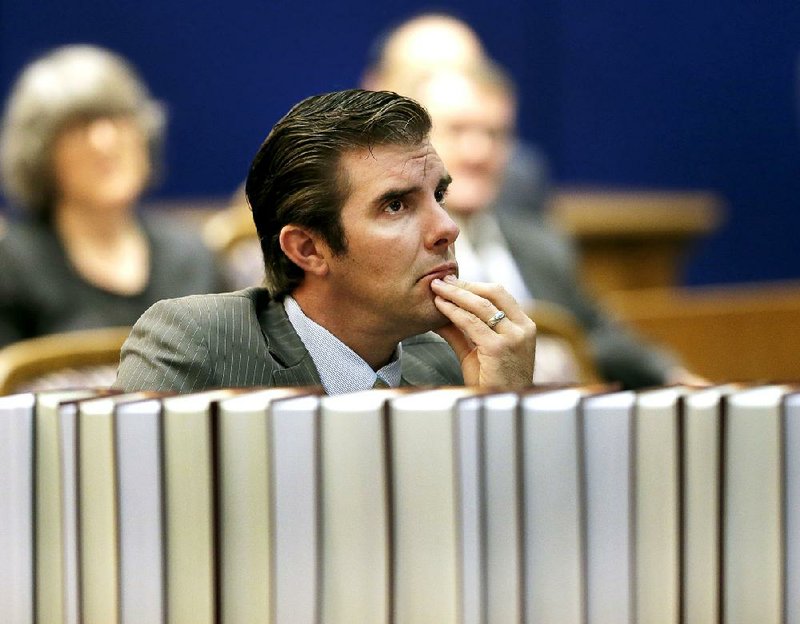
[114,287,464,393]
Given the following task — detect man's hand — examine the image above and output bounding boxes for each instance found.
[431,274,536,388]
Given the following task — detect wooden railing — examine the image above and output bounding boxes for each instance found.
[548,189,725,296]
[606,282,800,382]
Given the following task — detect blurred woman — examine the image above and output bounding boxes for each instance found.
[0,44,223,347]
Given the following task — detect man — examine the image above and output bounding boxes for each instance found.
[209,11,545,295]
[409,60,702,388]
[115,89,536,394]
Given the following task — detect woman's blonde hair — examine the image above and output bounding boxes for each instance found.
[0,44,165,214]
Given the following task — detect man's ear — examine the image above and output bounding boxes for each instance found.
[279,225,329,276]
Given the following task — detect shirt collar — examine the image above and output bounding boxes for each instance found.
[283,295,402,395]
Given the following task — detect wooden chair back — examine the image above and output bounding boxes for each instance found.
[203,186,264,289]
[527,300,600,385]
[0,326,131,395]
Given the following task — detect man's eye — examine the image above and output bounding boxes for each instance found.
[385,199,404,213]
[435,188,448,204]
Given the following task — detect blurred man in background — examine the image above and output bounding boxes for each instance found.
[403,57,703,388]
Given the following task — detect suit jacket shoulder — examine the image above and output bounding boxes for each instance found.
[115,288,464,393]
[115,288,320,393]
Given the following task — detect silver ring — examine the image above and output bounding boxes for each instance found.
[486,310,506,329]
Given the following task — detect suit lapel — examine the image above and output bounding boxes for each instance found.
[399,343,459,387]
[254,295,460,389]
[257,297,323,387]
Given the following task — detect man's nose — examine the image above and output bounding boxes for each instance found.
[425,199,460,249]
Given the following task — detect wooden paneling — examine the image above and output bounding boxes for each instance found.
[548,190,724,295]
[606,283,800,382]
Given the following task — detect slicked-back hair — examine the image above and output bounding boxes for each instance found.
[245,88,432,299]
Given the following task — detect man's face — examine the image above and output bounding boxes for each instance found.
[420,72,515,216]
[322,140,459,337]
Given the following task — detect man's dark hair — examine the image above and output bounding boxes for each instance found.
[245,88,432,298]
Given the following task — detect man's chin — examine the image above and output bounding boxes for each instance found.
[420,308,452,333]
[400,304,450,338]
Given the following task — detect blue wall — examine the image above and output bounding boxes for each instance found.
[2,1,799,286]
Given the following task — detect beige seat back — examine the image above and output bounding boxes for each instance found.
[526,301,600,385]
[0,326,131,395]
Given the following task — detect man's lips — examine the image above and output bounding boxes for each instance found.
[418,263,458,283]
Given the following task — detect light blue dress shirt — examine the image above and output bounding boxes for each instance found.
[283,296,402,395]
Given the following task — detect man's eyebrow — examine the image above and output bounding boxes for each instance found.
[373,175,453,206]
[375,185,418,205]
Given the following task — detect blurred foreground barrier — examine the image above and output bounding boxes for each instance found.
[1,383,798,624]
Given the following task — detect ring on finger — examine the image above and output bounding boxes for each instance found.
[486,310,506,329]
